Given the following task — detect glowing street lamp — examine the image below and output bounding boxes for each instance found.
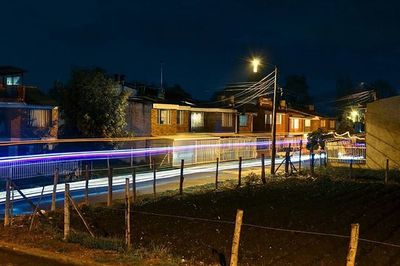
[251,58,261,73]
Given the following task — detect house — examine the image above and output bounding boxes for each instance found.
[365,96,400,169]
[0,66,58,141]
[126,96,237,137]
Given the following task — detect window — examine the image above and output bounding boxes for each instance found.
[291,118,300,129]
[29,109,51,128]
[5,76,21,86]
[265,114,272,124]
[157,109,171,125]
[276,114,282,125]
[191,112,204,128]
[329,120,335,129]
[321,120,326,127]
[222,113,233,127]
[177,110,184,125]
[265,113,282,125]
[305,119,311,127]
[239,114,248,127]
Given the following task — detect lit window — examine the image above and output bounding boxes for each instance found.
[265,114,272,124]
[222,113,233,127]
[239,114,248,127]
[177,110,184,125]
[291,118,299,129]
[29,109,51,128]
[157,109,171,125]
[276,114,282,125]
[321,120,326,127]
[191,112,204,128]
[329,120,335,129]
[305,119,311,127]
[6,76,21,86]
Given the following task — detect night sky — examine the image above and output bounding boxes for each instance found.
[1,0,399,103]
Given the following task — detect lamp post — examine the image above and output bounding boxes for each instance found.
[248,57,279,175]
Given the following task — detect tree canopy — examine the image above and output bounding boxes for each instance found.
[55,68,129,138]
[284,75,313,107]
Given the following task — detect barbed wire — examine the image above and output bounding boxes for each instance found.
[89,205,400,249]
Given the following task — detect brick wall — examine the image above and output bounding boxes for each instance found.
[49,107,58,138]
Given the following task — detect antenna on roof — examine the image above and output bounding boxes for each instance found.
[158,61,165,99]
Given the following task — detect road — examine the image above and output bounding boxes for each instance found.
[0,154,318,215]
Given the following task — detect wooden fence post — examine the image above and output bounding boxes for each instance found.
[384,159,389,184]
[179,159,184,195]
[230,209,244,266]
[4,179,11,227]
[64,183,70,241]
[261,154,266,184]
[132,168,137,202]
[125,178,131,250]
[346,223,360,266]
[215,157,219,190]
[299,140,302,172]
[51,168,59,211]
[85,164,90,205]
[349,159,353,179]
[310,152,315,175]
[108,167,113,206]
[238,157,242,187]
[153,159,156,199]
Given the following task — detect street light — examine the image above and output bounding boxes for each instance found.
[249,57,279,176]
[251,58,261,73]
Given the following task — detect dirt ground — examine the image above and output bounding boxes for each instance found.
[2,171,400,265]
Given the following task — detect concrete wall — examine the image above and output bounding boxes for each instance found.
[366,96,400,169]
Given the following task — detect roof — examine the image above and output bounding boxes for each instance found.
[0,102,55,110]
[0,66,25,75]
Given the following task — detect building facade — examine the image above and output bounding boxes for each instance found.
[0,66,58,141]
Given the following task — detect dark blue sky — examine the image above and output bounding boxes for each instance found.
[1,0,399,102]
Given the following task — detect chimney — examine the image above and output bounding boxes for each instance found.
[308,105,315,111]
[279,100,286,108]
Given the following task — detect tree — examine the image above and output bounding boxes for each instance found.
[59,68,129,138]
[284,75,312,107]
[306,128,327,152]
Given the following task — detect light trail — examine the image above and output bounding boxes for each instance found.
[0,139,302,165]
[0,154,318,205]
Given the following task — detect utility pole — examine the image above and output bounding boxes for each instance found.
[270,66,278,176]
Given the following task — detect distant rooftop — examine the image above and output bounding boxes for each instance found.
[0,66,26,75]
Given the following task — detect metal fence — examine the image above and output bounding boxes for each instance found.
[326,140,366,164]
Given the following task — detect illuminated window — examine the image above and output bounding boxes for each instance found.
[177,110,184,125]
[6,76,21,86]
[265,114,272,124]
[291,118,299,129]
[239,114,248,126]
[266,113,282,125]
[329,120,335,128]
[276,114,282,125]
[29,109,51,128]
[191,112,204,128]
[157,109,171,125]
[321,120,326,127]
[305,119,311,127]
[222,113,233,127]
